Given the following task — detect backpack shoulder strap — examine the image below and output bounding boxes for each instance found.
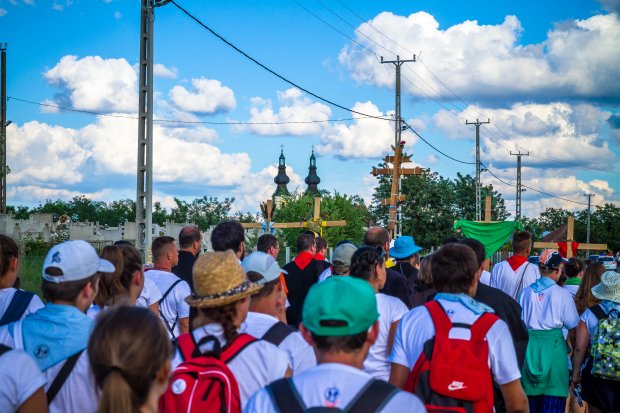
[470,312,500,341]
[267,378,306,413]
[158,279,183,338]
[424,300,452,337]
[175,333,195,361]
[0,290,35,325]
[262,321,295,346]
[590,304,608,320]
[221,333,257,364]
[0,343,11,357]
[344,379,398,413]
[159,279,183,303]
[47,349,84,405]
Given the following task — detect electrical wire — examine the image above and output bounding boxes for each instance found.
[8,96,372,125]
[169,0,391,122]
[402,120,475,165]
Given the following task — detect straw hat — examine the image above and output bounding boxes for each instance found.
[186,250,262,308]
[592,270,620,303]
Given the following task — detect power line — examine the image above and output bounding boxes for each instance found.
[8,96,372,125]
[169,0,391,121]
[402,120,475,165]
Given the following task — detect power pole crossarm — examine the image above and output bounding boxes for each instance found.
[466,119,490,222]
[510,151,529,219]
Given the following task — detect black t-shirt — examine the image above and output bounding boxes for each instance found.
[379,268,410,309]
[283,259,323,328]
[172,250,197,292]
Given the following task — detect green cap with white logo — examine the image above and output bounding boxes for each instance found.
[302,276,379,336]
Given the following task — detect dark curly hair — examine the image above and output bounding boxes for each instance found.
[349,246,385,282]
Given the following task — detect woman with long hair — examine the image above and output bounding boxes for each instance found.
[574,262,605,315]
[88,305,172,413]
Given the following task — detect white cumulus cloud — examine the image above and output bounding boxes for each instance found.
[233,88,332,136]
[232,165,304,212]
[169,77,236,114]
[44,55,138,112]
[339,12,620,102]
[154,63,177,79]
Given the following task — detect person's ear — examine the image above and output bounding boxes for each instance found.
[299,323,315,346]
[367,321,380,346]
[8,257,18,273]
[157,360,171,385]
[132,270,143,287]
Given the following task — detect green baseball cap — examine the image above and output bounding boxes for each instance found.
[302,276,379,336]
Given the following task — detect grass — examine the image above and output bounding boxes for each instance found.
[18,256,45,296]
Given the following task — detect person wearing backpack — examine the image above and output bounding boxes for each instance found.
[160,250,291,412]
[241,251,316,375]
[0,235,44,325]
[571,270,620,413]
[245,276,425,412]
[519,249,579,413]
[145,236,191,339]
[88,305,172,413]
[0,240,115,413]
[389,243,528,413]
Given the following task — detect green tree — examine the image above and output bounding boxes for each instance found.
[6,205,31,220]
[98,199,136,227]
[273,191,371,249]
[169,196,233,231]
[451,173,509,221]
[538,208,574,232]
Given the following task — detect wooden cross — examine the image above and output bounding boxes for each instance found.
[371,141,425,238]
[533,216,607,258]
[241,197,346,236]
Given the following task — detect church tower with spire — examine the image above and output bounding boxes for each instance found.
[304,148,321,195]
[273,146,290,204]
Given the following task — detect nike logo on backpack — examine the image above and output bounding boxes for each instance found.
[448,381,467,391]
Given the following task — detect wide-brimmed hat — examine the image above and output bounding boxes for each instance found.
[389,236,422,259]
[186,250,262,308]
[592,271,620,303]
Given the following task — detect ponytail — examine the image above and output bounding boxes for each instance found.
[97,368,136,413]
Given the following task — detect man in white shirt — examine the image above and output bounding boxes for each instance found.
[241,251,316,375]
[389,243,528,413]
[245,276,425,412]
[0,240,115,413]
[490,230,540,299]
[146,236,190,339]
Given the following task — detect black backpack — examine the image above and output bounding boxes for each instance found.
[0,290,35,326]
[266,377,398,412]
[262,321,296,346]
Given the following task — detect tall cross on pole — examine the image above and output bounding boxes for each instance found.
[533,216,607,258]
[372,142,425,238]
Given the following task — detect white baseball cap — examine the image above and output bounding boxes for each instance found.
[241,251,285,285]
[42,240,115,283]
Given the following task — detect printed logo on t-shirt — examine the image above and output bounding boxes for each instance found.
[537,293,545,302]
[171,378,187,394]
[34,345,49,359]
[447,381,467,391]
[324,387,340,407]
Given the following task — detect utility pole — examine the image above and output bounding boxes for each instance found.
[381,55,416,238]
[584,193,594,256]
[0,43,7,214]
[136,0,169,261]
[510,151,529,219]
[466,119,490,221]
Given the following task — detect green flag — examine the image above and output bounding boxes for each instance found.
[454,220,524,258]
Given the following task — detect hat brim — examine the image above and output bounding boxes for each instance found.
[389,245,422,259]
[185,284,262,308]
[97,258,116,273]
[591,284,620,303]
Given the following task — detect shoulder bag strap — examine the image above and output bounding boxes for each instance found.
[262,321,295,346]
[590,304,608,320]
[267,378,306,413]
[0,290,35,325]
[47,349,84,405]
[158,279,183,337]
[512,263,530,300]
[344,379,398,413]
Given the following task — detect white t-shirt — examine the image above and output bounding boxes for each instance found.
[479,270,491,286]
[318,267,332,283]
[242,311,316,375]
[0,322,98,413]
[490,260,540,298]
[0,347,46,412]
[364,293,408,381]
[245,362,425,412]
[519,282,579,331]
[145,270,190,338]
[0,289,44,321]
[172,323,289,409]
[136,276,163,308]
[563,284,579,298]
[390,298,521,386]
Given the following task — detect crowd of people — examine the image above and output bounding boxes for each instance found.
[0,224,618,413]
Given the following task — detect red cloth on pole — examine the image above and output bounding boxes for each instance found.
[557,242,579,258]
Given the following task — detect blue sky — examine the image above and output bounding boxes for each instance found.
[1,0,619,218]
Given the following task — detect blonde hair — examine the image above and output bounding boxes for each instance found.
[88,306,172,413]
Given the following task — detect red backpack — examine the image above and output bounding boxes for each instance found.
[160,333,256,413]
[404,300,498,413]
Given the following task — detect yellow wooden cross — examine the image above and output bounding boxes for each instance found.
[533,216,607,258]
[371,142,425,238]
[241,197,346,236]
